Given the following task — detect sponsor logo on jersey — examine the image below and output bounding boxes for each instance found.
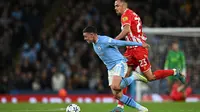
[122,16,128,22]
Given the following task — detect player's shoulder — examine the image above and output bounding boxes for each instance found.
[122,9,132,16]
[127,9,134,14]
[124,9,138,16]
[98,35,111,42]
[122,9,139,20]
[98,35,110,39]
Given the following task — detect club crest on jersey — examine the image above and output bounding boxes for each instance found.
[98,46,101,50]
[122,16,128,22]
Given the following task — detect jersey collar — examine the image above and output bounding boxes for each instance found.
[123,8,129,14]
[93,35,100,44]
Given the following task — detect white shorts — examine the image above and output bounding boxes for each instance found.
[108,62,128,86]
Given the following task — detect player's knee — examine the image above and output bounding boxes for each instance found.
[110,84,121,91]
[146,76,155,81]
[144,72,156,81]
[113,92,123,100]
[110,76,122,90]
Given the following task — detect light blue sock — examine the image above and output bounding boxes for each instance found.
[120,76,134,89]
[119,94,145,111]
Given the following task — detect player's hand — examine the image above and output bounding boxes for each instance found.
[115,37,120,40]
[142,42,150,48]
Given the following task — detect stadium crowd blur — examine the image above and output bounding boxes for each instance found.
[0,0,200,95]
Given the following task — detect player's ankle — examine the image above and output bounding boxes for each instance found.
[173,69,176,75]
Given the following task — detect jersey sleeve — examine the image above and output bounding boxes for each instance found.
[121,12,132,27]
[106,37,142,47]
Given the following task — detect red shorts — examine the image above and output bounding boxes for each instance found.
[124,46,151,72]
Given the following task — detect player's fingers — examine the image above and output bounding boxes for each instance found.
[144,44,150,48]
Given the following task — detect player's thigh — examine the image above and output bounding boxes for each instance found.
[124,49,135,67]
[108,62,128,86]
[124,49,138,75]
[110,75,122,90]
[125,66,132,77]
[133,49,154,80]
[138,57,151,73]
[134,48,151,73]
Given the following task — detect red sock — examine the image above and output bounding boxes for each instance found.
[118,87,127,106]
[154,70,174,80]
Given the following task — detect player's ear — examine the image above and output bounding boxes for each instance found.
[90,33,95,36]
[90,33,93,36]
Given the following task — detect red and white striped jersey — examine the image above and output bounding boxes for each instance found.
[121,9,147,48]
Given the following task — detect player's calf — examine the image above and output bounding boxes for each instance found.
[143,69,176,81]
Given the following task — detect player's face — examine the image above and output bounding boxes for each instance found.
[114,0,123,15]
[83,32,95,43]
[172,43,179,51]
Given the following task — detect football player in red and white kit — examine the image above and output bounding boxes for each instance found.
[111,0,186,111]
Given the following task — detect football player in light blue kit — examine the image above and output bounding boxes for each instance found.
[83,26,149,112]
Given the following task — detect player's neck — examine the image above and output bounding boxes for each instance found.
[123,8,128,14]
[94,35,98,43]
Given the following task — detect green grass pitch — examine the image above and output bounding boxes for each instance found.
[0,102,199,112]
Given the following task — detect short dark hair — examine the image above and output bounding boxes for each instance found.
[83,26,97,34]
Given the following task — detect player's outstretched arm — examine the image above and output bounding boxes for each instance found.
[107,38,150,48]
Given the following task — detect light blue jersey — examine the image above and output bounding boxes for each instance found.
[92,35,142,70]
